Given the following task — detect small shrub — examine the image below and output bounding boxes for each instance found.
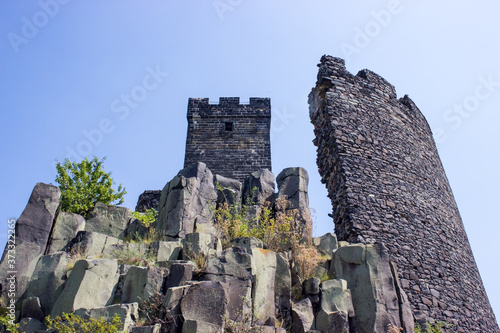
[292,243,322,281]
[213,202,247,248]
[0,308,19,332]
[107,245,155,267]
[67,243,87,270]
[125,228,161,245]
[55,156,126,218]
[214,196,308,252]
[415,321,455,333]
[131,209,158,228]
[387,323,403,333]
[45,312,122,333]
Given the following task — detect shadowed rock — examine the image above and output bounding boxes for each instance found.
[51,259,120,317]
[47,212,85,254]
[330,242,413,333]
[157,162,217,238]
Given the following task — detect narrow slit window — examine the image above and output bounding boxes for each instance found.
[225,122,233,131]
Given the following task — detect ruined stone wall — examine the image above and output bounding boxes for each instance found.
[184,97,271,182]
[309,55,499,332]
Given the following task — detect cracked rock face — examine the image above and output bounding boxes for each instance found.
[157,162,218,239]
[277,167,312,239]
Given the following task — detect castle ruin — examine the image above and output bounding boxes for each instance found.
[309,55,499,332]
[184,97,272,183]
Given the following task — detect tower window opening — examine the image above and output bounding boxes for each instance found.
[225,122,233,131]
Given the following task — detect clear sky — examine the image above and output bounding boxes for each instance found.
[1,0,499,320]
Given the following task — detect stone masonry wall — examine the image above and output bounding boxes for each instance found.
[184,97,271,183]
[309,55,499,332]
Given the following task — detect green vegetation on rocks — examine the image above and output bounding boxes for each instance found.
[55,156,126,218]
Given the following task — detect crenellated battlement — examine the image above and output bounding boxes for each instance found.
[187,97,271,118]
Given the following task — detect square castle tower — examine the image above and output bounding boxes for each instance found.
[184,97,271,182]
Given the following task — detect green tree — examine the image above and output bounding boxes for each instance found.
[55,156,126,217]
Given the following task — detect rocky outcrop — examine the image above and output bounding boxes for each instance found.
[21,252,70,316]
[157,162,218,238]
[0,183,61,302]
[214,174,242,207]
[85,202,131,239]
[330,242,413,333]
[51,259,120,316]
[135,190,162,212]
[277,167,312,239]
[46,212,85,254]
[0,165,416,333]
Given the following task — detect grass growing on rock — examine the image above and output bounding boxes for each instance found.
[213,195,321,281]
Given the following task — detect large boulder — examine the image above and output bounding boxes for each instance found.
[51,259,120,316]
[275,252,292,327]
[276,167,312,239]
[330,242,414,333]
[21,252,70,316]
[0,242,42,304]
[74,303,139,332]
[17,317,46,333]
[46,212,85,254]
[315,310,349,333]
[182,232,221,261]
[135,190,162,212]
[85,202,131,239]
[251,248,276,326]
[9,183,61,252]
[163,285,190,332]
[157,162,218,238]
[291,298,315,333]
[313,233,338,259]
[214,174,242,207]
[149,241,182,266]
[165,262,194,289]
[205,247,253,321]
[242,169,275,206]
[64,231,122,258]
[20,297,44,321]
[320,279,354,318]
[180,281,227,327]
[0,183,60,301]
[121,266,167,304]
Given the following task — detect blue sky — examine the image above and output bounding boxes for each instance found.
[1,0,499,319]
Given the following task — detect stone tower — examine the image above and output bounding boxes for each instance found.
[309,56,499,332]
[184,97,271,182]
